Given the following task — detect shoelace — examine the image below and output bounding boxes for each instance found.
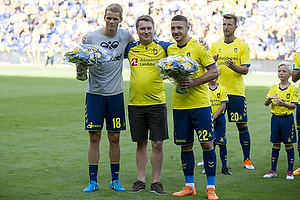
[180,187,193,194]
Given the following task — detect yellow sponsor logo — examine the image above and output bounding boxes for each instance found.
[87,122,102,129]
[176,139,187,143]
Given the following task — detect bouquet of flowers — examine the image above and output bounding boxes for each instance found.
[156,55,199,94]
[63,44,115,81]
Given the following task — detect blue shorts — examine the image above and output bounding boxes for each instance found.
[214,113,227,145]
[226,95,248,123]
[85,92,126,131]
[173,107,215,146]
[296,104,300,131]
[270,114,296,144]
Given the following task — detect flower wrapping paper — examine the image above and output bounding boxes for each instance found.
[156,55,199,93]
[63,44,115,81]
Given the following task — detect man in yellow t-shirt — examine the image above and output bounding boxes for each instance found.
[210,14,254,170]
[125,15,172,195]
[168,15,219,200]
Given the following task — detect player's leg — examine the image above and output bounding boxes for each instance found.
[263,115,280,178]
[282,114,296,179]
[172,143,197,197]
[227,95,254,169]
[172,109,196,197]
[263,143,280,178]
[236,122,254,169]
[107,131,122,182]
[285,144,295,179]
[106,93,126,191]
[83,93,105,192]
[215,114,231,175]
[196,107,218,200]
[82,131,102,192]
[294,104,300,175]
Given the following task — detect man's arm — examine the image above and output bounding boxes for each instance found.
[225,57,249,75]
[292,70,300,82]
[213,102,226,121]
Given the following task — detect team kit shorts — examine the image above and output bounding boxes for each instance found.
[214,113,227,145]
[173,107,215,146]
[296,104,300,131]
[128,104,169,142]
[270,114,296,144]
[85,92,126,132]
[226,95,248,123]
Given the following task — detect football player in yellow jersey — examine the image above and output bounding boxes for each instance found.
[125,15,171,195]
[210,14,255,170]
[264,62,298,180]
[168,15,219,200]
[292,52,300,176]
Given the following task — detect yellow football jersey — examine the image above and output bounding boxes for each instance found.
[167,38,216,109]
[209,84,229,115]
[266,84,298,116]
[210,38,250,97]
[293,52,300,103]
[125,40,171,106]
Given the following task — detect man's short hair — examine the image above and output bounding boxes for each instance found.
[105,3,123,18]
[136,15,154,29]
[223,14,238,25]
[171,15,188,27]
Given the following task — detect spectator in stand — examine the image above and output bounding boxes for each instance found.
[0,0,299,61]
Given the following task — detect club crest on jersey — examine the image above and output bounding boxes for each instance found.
[131,58,138,66]
[153,49,158,55]
[234,48,238,53]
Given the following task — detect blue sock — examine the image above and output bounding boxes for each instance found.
[110,163,120,181]
[181,150,195,184]
[238,126,251,160]
[207,176,216,187]
[89,164,98,182]
[219,144,227,168]
[271,147,280,171]
[203,147,216,179]
[298,132,300,165]
[286,147,294,172]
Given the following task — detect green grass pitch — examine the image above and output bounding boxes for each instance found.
[0,65,299,199]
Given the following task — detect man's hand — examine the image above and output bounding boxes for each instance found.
[82,34,87,44]
[212,54,219,62]
[199,38,209,49]
[178,78,194,89]
[225,57,234,69]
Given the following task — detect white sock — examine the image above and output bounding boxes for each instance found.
[185,183,195,188]
[207,185,215,190]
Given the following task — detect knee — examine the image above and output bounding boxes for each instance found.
[201,141,214,151]
[89,131,101,144]
[108,132,120,144]
[152,141,163,151]
[181,143,193,151]
[285,144,293,150]
[237,123,247,129]
[137,140,148,150]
